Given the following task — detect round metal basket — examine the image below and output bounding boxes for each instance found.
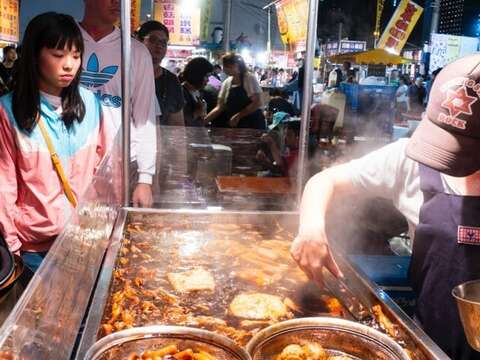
[85,325,251,360]
[246,317,410,360]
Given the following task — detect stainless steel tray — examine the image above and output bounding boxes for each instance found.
[74,208,448,360]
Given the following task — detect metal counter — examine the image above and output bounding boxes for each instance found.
[75,208,449,360]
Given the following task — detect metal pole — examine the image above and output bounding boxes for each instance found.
[337,22,342,54]
[296,0,319,206]
[224,0,232,52]
[430,0,441,42]
[121,0,132,207]
[267,7,272,54]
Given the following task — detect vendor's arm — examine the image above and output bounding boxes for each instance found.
[291,140,412,285]
[131,44,157,208]
[204,97,226,124]
[291,164,353,284]
[0,107,21,254]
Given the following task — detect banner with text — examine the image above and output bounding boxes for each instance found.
[430,33,479,72]
[377,0,423,54]
[0,0,19,43]
[154,0,201,46]
[275,0,308,50]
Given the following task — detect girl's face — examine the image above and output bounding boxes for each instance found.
[223,63,239,77]
[38,46,81,96]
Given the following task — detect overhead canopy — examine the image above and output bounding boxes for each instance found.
[327,48,410,65]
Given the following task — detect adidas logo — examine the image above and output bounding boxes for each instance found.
[80,53,118,88]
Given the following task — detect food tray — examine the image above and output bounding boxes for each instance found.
[246,317,409,360]
[85,325,250,360]
[75,209,449,360]
[215,177,293,195]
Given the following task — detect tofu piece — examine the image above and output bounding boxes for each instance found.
[167,268,215,293]
[229,293,289,321]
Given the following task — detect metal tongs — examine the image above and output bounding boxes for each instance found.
[322,269,373,322]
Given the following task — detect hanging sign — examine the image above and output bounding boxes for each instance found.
[377,0,423,54]
[0,0,19,43]
[275,0,308,50]
[154,0,201,46]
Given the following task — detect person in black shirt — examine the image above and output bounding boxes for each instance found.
[181,57,213,127]
[0,46,17,95]
[137,21,184,126]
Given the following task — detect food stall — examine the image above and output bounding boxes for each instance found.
[327,49,410,140]
[0,1,449,359]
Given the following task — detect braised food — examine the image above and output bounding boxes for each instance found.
[168,268,215,293]
[126,344,217,360]
[277,344,353,360]
[229,293,290,321]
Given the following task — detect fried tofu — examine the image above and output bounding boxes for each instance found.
[229,293,289,321]
[167,268,215,293]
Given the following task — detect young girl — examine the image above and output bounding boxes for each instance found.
[0,13,111,272]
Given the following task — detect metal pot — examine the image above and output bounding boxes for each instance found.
[246,317,410,360]
[452,280,480,352]
[85,325,251,360]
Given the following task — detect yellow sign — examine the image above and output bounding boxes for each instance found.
[154,0,201,46]
[377,0,423,54]
[275,0,308,49]
[375,0,385,38]
[131,0,142,33]
[0,0,19,43]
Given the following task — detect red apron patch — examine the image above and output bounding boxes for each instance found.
[457,226,480,245]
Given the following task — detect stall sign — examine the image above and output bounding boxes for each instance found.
[324,40,366,57]
[154,0,201,46]
[275,0,308,49]
[377,0,423,54]
[430,33,479,73]
[0,0,19,43]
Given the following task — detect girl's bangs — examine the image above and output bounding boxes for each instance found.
[42,21,84,53]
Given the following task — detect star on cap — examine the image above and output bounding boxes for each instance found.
[441,86,478,118]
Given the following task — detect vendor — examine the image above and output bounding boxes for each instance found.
[205,52,266,129]
[291,55,480,360]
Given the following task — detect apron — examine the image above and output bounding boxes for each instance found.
[212,82,265,129]
[409,164,480,360]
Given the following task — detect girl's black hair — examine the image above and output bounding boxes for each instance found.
[222,52,248,87]
[12,12,85,133]
[182,57,214,89]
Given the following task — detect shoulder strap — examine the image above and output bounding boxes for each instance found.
[36,114,78,208]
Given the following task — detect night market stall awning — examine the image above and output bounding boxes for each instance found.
[327,49,411,66]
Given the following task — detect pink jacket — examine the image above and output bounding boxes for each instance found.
[0,88,111,253]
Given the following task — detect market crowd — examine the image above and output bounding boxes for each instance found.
[1,3,480,359]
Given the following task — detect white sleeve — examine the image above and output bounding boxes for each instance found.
[131,42,157,184]
[244,73,262,97]
[218,78,231,103]
[347,139,411,199]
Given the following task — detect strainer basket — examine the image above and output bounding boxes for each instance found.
[246,317,409,360]
[85,326,251,360]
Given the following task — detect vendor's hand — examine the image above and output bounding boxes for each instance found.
[132,183,153,208]
[260,133,275,145]
[256,149,269,163]
[229,113,242,128]
[290,227,343,286]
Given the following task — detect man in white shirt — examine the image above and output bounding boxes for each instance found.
[291,54,480,359]
[80,0,157,207]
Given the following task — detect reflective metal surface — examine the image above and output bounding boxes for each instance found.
[85,325,251,360]
[76,209,448,360]
[452,280,480,352]
[246,317,410,360]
